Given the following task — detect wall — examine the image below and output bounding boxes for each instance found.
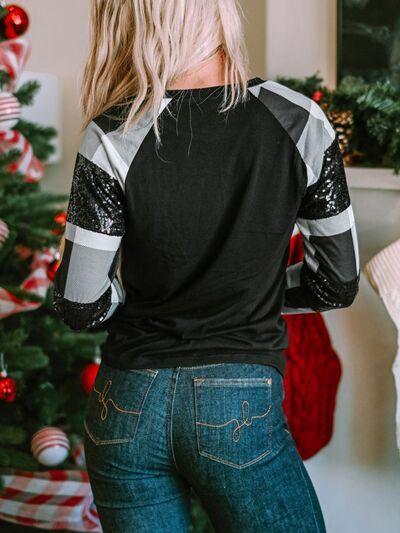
[265,0,337,86]
[18,1,400,531]
[17,0,90,194]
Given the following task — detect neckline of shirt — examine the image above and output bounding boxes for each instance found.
[164,76,265,99]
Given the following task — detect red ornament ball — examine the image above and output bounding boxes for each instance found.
[312,90,324,103]
[0,375,16,402]
[54,211,67,226]
[1,5,29,39]
[51,211,67,236]
[81,360,100,395]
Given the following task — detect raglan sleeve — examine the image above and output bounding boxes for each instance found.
[52,120,126,331]
[282,107,360,314]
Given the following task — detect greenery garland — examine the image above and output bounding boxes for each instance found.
[276,72,400,174]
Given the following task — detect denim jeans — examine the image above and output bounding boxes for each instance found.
[83,360,326,533]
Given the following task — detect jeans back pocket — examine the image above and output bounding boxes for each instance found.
[194,377,273,469]
[84,362,158,446]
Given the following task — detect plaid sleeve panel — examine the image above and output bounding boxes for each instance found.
[249,80,360,314]
[52,121,126,331]
[283,133,360,314]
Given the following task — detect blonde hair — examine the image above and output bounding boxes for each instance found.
[80,0,251,143]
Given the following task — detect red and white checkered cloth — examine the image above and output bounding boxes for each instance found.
[0,247,57,320]
[0,468,101,531]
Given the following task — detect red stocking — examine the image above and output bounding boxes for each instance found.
[282,232,342,460]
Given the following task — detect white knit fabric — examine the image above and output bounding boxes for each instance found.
[364,237,400,451]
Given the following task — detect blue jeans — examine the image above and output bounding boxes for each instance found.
[83,360,326,532]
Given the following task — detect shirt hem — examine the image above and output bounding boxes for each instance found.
[102,349,287,378]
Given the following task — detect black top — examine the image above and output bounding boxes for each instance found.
[52,76,360,377]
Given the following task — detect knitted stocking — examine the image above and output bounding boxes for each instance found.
[364,238,400,452]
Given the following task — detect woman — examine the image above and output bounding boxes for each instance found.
[53,1,360,531]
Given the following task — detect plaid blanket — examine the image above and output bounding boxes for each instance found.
[0,468,101,531]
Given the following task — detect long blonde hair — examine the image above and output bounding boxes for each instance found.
[80,0,251,143]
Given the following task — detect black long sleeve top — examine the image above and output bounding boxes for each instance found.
[52,76,360,377]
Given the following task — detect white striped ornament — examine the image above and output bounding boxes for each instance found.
[0,91,20,130]
[31,426,70,466]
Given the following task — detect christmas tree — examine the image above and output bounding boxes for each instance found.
[0,4,111,531]
[0,5,213,531]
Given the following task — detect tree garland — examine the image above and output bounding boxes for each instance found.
[276,72,400,173]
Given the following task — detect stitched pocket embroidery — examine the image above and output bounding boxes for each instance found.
[197,398,272,443]
[94,379,142,421]
[84,364,158,446]
[194,377,274,469]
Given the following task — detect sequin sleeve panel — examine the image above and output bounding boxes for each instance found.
[52,120,127,331]
[283,134,360,314]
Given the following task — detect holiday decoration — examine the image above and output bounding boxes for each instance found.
[326,108,354,157]
[46,257,59,282]
[0,90,20,129]
[0,247,57,319]
[0,352,16,402]
[0,5,29,40]
[0,128,43,182]
[364,238,400,452]
[51,210,67,235]
[0,36,30,90]
[0,218,9,247]
[282,229,342,460]
[54,211,67,226]
[277,73,400,173]
[31,426,70,466]
[311,90,324,103]
[72,441,86,468]
[0,469,101,531]
[0,374,16,402]
[81,356,101,395]
[0,372,16,402]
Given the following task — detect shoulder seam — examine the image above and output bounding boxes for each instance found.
[84,97,173,192]
[249,80,336,188]
[247,86,309,195]
[78,120,127,192]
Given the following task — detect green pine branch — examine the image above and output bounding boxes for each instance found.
[13,80,41,106]
[8,346,49,370]
[15,119,57,161]
[0,325,29,352]
[0,448,38,470]
[2,191,68,218]
[278,72,400,173]
[0,426,26,446]
[275,71,325,97]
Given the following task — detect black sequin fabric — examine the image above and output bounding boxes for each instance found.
[298,136,350,220]
[66,153,126,236]
[52,286,113,331]
[302,265,360,310]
